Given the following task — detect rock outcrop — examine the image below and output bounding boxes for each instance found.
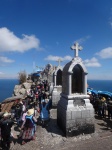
[13,81,33,97]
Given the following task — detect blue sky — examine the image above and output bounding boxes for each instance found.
[0,0,112,80]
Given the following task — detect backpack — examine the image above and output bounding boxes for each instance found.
[24,115,34,128]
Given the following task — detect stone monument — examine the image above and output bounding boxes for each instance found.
[49,70,55,94]
[52,58,63,107]
[42,64,55,94]
[57,42,95,137]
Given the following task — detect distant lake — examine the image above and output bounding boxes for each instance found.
[0,79,112,103]
[0,79,19,102]
[87,80,112,92]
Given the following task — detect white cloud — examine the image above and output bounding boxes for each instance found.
[74,35,91,44]
[83,57,101,67]
[0,27,40,52]
[63,56,72,61]
[0,72,4,75]
[44,55,72,61]
[0,73,18,79]
[96,47,112,59]
[0,56,14,63]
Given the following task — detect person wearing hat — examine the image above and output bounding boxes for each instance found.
[98,97,106,118]
[21,108,37,145]
[101,97,107,118]
[0,112,14,150]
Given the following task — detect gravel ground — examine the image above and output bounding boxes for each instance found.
[9,109,112,150]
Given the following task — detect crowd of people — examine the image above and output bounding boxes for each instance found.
[88,91,112,119]
[0,80,51,149]
[0,81,112,149]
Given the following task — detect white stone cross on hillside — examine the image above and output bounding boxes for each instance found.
[71,42,83,57]
[57,58,62,66]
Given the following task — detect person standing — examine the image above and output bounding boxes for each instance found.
[98,97,103,117]
[107,98,112,119]
[14,101,23,126]
[21,108,37,145]
[101,97,106,118]
[0,112,14,150]
[40,99,50,127]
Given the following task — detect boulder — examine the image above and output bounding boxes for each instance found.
[13,85,22,96]
[22,82,32,89]
[19,88,27,96]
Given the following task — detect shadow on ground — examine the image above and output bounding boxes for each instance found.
[95,115,112,132]
[45,118,65,136]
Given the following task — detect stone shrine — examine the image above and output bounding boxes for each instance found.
[49,70,55,94]
[52,58,63,106]
[57,42,95,137]
[42,64,55,94]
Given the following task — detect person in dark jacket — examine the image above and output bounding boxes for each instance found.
[14,101,23,126]
[0,112,14,150]
[107,98,112,119]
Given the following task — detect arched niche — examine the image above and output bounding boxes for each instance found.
[72,64,83,93]
[56,69,62,86]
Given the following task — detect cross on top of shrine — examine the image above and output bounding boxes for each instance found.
[57,58,62,66]
[71,42,83,57]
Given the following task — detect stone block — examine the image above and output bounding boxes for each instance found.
[86,118,95,124]
[76,118,86,127]
[57,86,62,92]
[57,92,95,137]
[89,112,94,117]
[52,90,61,107]
[66,111,72,120]
[81,110,90,118]
[71,110,81,119]
[66,120,76,128]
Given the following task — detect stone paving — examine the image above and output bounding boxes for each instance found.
[10,109,112,150]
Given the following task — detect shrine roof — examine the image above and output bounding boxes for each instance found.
[63,57,88,74]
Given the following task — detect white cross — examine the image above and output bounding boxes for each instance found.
[56,58,62,66]
[71,42,83,57]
